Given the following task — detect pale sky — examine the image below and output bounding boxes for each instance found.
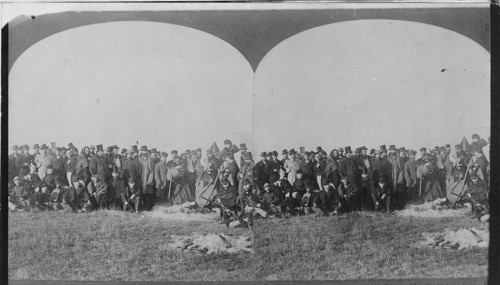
[253,20,490,153]
[9,19,489,154]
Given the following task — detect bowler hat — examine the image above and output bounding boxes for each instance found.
[141,146,148,151]
[121,148,127,154]
[289,149,296,155]
[224,139,231,145]
[445,144,450,148]
[317,146,323,152]
[399,147,406,152]
[260,152,267,157]
[282,149,288,155]
[370,149,375,154]
[344,146,352,154]
[272,150,278,156]
[266,152,273,157]
[96,145,104,152]
[355,147,361,153]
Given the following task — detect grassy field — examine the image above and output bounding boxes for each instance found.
[9,210,488,281]
[8,210,254,281]
[253,212,488,280]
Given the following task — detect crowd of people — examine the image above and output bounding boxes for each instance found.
[7,134,490,224]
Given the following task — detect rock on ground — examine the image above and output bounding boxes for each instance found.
[420,228,489,250]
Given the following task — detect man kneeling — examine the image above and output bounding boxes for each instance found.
[122,178,141,213]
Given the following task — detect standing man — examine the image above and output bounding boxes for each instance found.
[338,147,355,183]
[404,150,419,201]
[220,139,240,160]
[266,151,281,185]
[154,152,170,203]
[89,145,110,185]
[284,149,302,185]
[239,143,248,169]
[140,149,156,210]
[35,144,55,181]
[254,152,269,193]
[9,145,20,182]
[53,148,68,185]
[122,149,143,188]
[220,152,240,188]
[389,147,406,210]
[238,152,257,196]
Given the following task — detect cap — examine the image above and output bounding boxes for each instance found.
[472,134,480,139]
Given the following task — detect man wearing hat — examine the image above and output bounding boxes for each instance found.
[214,177,239,223]
[265,151,281,185]
[34,144,55,181]
[132,146,139,159]
[123,177,142,213]
[312,180,337,216]
[254,152,270,192]
[9,176,32,211]
[220,139,240,161]
[122,148,143,189]
[404,150,419,201]
[89,145,96,156]
[16,145,32,179]
[89,145,111,187]
[337,147,345,160]
[416,147,428,167]
[65,176,92,212]
[47,177,70,210]
[416,155,443,201]
[284,149,303,185]
[470,134,487,154]
[43,165,57,192]
[237,151,256,195]
[469,147,489,186]
[465,173,488,218]
[324,150,341,189]
[140,149,157,210]
[449,144,469,180]
[388,147,406,209]
[219,151,240,188]
[338,176,359,213]
[201,149,221,180]
[87,174,109,209]
[339,147,356,184]
[52,147,68,185]
[32,144,40,157]
[154,152,170,202]
[109,146,123,174]
[259,182,285,217]
[281,149,289,168]
[238,143,248,169]
[371,149,392,192]
[9,145,21,182]
[371,177,391,213]
[240,178,267,219]
[301,152,316,187]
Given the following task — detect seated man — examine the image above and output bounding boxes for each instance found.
[43,165,57,192]
[65,177,92,213]
[371,177,392,213]
[8,176,32,211]
[337,177,359,213]
[109,170,125,210]
[259,183,285,217]
[87,174,108,209]
[312,180,337,216]
[122,177,141,213]
[241,179,267,219]
[214,178,239,224]
[299,180,317,215]
[47,177,69,210]
[465,173,488,218]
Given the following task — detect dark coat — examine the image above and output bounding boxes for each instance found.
[265,160,280,183]
[215,184,238,208]
[338,157,356,182]
[122,158,143,184]
[371,158,393,185]
[313,189,337,212]
[65,185,91,207]
[89,154,110,183]
[404,159,418,187]
[254,160,269,189]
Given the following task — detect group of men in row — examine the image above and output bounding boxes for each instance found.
[7,134,489,220]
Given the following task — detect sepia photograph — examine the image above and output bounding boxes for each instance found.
[3,1,492,283]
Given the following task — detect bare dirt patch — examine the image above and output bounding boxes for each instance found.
[395,198,469,218]
[163,233,253,254]
[419,228,489,250]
